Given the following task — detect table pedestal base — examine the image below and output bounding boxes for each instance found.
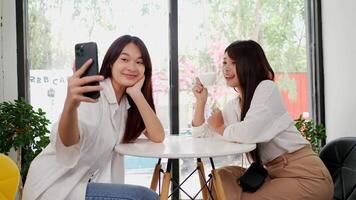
[150,158,226,200]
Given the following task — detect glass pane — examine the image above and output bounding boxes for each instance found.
[178,0,307,198]
[28,0,168,187]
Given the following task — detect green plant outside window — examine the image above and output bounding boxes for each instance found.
[295,115,326,154]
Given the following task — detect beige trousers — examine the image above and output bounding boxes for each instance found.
[213,145,334,200]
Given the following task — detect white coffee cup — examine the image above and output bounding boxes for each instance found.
[198,72,217,86]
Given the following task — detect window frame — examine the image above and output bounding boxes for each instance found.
[306,0,325,139]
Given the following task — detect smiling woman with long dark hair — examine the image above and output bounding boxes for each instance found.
[23,35,164,200]
[192,40,333,200]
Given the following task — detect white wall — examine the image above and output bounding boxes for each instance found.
[1,3,19,198]
[0,1,3,101]
[322,0,356,141]
[0,0,18,102]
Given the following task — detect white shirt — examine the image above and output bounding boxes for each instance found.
[23,78,130,200]
[192,80,309,164]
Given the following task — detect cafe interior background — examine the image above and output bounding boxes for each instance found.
[1,0,355,199]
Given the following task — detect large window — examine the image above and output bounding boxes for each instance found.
[178,0,308,129]
[27,0,309,199]
[178,0,308,198]
[27,0,169,187]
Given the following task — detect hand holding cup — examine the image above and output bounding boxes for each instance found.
[198,72,217,87]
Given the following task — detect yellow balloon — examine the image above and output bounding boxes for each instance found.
[0,154,20,200]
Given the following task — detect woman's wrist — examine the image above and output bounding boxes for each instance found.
[127,90,143,100]
[63,99,78,114]
[195,100,207,107]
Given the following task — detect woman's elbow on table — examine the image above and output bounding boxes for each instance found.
[152,134,165,143]
[145,130,165,143]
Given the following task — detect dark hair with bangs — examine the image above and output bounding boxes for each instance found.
[100,35,155,143]
[225,40,274,163]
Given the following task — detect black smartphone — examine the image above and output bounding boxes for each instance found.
[75,42,100,99]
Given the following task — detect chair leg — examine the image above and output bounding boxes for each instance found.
[160,172,171,200]
[150,163,161,191]
[197,159,209,200]
[211,169,226,200]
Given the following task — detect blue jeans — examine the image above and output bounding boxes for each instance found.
[85,183,159,200]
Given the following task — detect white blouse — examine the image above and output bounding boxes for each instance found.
[192,80,309,164]
[23,78,129,200]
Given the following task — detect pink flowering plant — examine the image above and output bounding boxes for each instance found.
[151,40,236,128]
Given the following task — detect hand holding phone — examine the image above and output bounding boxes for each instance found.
[75,42,100,99]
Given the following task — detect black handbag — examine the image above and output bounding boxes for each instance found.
[237,162,268,192]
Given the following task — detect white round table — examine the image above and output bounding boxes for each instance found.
[115,135,256,200]
[116,135,256,158]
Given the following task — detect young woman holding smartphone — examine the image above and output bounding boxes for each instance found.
[23,35,164,200]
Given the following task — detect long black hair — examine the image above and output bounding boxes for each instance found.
[225,40,274,163]
[100,35,155,143]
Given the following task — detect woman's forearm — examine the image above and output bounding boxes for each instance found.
[130,93,165,143]
[192,101,206,127]
[58,104,80,147]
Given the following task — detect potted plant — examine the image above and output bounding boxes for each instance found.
[0,98,50,193]
[295,115,326,154]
